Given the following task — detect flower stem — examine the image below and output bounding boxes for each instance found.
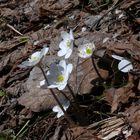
[58,89,71,102]
[67,83,81,113]
[91,55,104,81]
[67,84,77,103]
[38,64,74,125]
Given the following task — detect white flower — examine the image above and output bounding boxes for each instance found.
[40,60,73,90]
[52,101,70,118]
[78,42,95,58]
[19,47,49,68]
[57,30,74,59]
[112,55,133,73]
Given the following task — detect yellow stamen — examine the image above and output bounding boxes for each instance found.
[66,40,71,48]
[57,74,64,82]
[86,48,92,55]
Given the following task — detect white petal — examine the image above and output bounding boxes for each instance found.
[41,47,49,56]
[31,51,41,58]
[18,61,32,68]
[64,101,70,108]
[19,61,38,67]
[67,64,73,73]
[61,31,70,40]
[49,63,59,76]
[57,111,64,118]
[52,105,59,112]
[112,55,123,61]
[57,49,67,57]
[69,29,74,40]
[48,84,58,89]
[118,59,133,73]
[59,41,66,49]
[65,49,72,59]
[78,51,89,58]
[58,82,67,90]
[78,52,84,58]
[59,60,66,71]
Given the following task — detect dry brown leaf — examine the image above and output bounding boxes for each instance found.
[77,58,97,95]
[111,88,135,113]
[127,135,140,140]
[65,127,101,140]
[18,66,66,112]
[39,0,79,17]
[103,75,135,113]
[125,104,140,132]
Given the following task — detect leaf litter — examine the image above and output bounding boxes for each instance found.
[0,0,140,139]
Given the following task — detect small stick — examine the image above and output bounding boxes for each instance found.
[41,118,57,140]
[89,0,124,31]
[13,120,30,140]
[7,24,23,36]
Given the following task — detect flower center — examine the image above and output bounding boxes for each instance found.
[57,74,64,82]
[86,48,92,55]
[66,40,71,48]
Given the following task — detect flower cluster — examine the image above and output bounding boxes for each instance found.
[19,29,97,119]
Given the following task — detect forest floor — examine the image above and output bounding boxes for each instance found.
[0,0,140,140]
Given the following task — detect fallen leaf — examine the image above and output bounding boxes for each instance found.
[65,127,101,140]
[125,104,140,131]
[103,75,135,112]
[18,66,66,112]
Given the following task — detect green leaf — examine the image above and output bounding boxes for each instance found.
[0,90,6,97]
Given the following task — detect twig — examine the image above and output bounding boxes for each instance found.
[13,120,30,140]
[41,118,57,140]
[89,0,124,31]
[7,24,23,36]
